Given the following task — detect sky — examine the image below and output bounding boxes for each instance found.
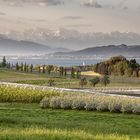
[0,0,140,33]
[0,0,140,50]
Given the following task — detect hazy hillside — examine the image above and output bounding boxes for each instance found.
[59,44,140,57]
[0,37,69,55]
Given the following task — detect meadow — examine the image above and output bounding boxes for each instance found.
[0,69,140,140]
[0,103,140,140]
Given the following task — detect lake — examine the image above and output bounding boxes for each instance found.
[8,58,102,66]
[8,58,140,66]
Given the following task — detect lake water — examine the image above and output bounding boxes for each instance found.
[8,58,140,66]
[8,58,102,66]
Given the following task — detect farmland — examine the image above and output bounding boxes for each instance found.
[0,69,140,140]
[0,103,140,140]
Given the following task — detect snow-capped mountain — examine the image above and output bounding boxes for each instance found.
[1,28,140,50]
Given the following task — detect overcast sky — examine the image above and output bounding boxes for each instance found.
[0,0,140,33]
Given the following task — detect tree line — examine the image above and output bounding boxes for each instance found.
[93,56,140,77]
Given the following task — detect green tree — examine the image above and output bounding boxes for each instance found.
[24,63,27,72]
[59,67,64,76]
[30,64,33,72]
[42,65,46,73]
[89,76,100,87]
[2,56,6,67]
[71,67,75,78]
[101,75,110,87]
[64,68,67,77]
[47,65,54,75]
[16,63,19,71]
[48,79,55,87]
[76,70,81,79]
[21,63,24,71]
[79,78,87,88]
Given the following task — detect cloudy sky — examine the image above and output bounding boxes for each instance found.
[0,0,140,33]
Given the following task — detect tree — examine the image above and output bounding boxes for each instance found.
[48,79,55,87]
[42,65,46,73]
[26,65,29,72]
[76,70,81,79]
[24,63,27,72]
[71,67,75,78]
[47,65,54,75]
[101,75,110,87]
[64,68,67,77]
[2,56,6,67]
[38,65,41,73]
[79,78,87,88]
[30,64,33,72]
[21,63,24,71]
[59,67,64,76]
[89,76,100,87]
[16,63,19,71]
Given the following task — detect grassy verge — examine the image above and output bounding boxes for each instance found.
[0,103,140,140]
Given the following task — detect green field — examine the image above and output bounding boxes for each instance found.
[0,69,140,140]
[0,103,140,140]
[0,69,140,88]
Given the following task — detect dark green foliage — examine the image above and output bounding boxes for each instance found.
[76,70,81,79]
[42,65,46,73]
[47,65,54,75]
[48,79,55,86]
[2,56,6,67]
[89,76,100,87]
[71,67,75,78]
[59,67,64,76]
[94,56,140,77]
[20,63,24,71]
[79,77,87,88]
[38,65,41,73]
[30,64,33,72]
[101,75,110,86]
[16,63,19,71]
[24,63,27,72]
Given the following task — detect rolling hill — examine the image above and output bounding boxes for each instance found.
[58,44,140,57]
[0,36,69,55]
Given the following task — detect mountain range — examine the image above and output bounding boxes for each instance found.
[1,28,140,50]
[0,36,70,55]
[56,44,140,57]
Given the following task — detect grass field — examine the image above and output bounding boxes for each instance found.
[0,69,140,88]
[0,70,140,139]
[0,103,140,140]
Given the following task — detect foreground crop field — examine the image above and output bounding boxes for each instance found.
[0,70,140,140]
[0,103,140,140]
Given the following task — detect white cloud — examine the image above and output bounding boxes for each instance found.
[83,0,102,8]
[0,0,64,7]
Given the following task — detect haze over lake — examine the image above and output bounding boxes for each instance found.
[7,58,140,67]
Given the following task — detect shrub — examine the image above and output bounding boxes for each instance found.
[133,103,140,114]
[85,98,97,111]
[108,98,122,113]
[40,97,50,108]
[72,98,86,110]
[40,93,140,114]
[121,101,133,113]
[50,97,61,109]
[60,96,73,109]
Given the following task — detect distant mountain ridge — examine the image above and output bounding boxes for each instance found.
[58,44,140,57]
[0,37,70,55]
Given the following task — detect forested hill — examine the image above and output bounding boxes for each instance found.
[59,44,140,57]
[93,56,140,77]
